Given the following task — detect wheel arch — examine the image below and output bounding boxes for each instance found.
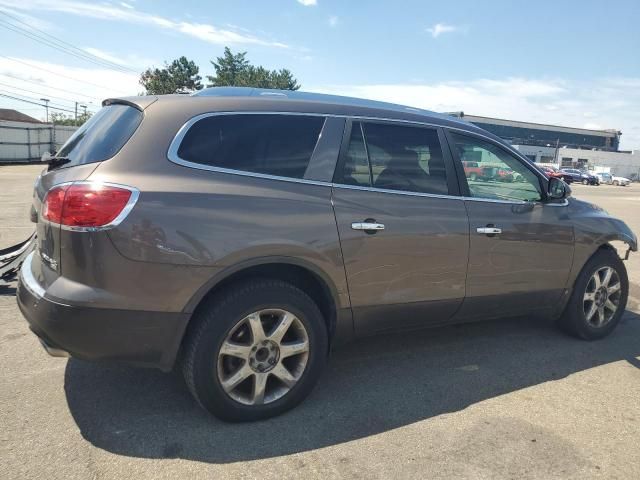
[182,257,342,343]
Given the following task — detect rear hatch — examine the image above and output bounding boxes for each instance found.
[33,103,143,275]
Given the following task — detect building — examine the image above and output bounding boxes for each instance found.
[0,109,42,124]
[449,112,639,180]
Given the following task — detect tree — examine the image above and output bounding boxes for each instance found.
[50,111,92,126]
[139,56,203,95]
[206,47,300,90]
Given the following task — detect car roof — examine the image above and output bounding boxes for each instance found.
[104,87,503,142]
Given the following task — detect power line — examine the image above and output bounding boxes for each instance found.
[0,10,139,74]
[0,81,98,111]
[0,17,139,75]
[0,73,102,102]
[0,55,131,95]
[0,92,77,114]
[0,89,79,111]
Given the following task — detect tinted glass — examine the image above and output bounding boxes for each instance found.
[364,123,448,195]
[56,105,142,167]
[177,114,325,179]
[339,122,371,186]
[337,122,448,195]
[451,132,542,202]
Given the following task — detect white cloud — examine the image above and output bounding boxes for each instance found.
[328,15,338,27]
[0,56,140,111]
[297,0,317,6]
[119,1,133,9]
[82,47,128,66]
[0,0,289,48]
[308,77,640,150]
[426,22,461,38]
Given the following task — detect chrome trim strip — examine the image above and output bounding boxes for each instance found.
[20,252,46,298]
[41,181,140,232]
[166,111,543,206]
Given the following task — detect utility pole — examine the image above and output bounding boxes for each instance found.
[40,98,50,123]
[80,104,87,119]
[74,101,78,124]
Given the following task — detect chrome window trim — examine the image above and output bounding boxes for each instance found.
[20,251,46,298]
[166,111,556,206]
[40,181,140,232]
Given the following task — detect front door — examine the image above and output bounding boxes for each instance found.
[332,120,469,335]
[446,131,574,320]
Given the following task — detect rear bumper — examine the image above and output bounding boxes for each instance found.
[17,252,189,370]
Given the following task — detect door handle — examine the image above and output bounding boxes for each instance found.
[351,222,385,232]
[476,226,502,235]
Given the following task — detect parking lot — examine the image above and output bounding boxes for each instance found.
[1,164,639,480]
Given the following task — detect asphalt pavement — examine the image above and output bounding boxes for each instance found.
[1,165,639,479]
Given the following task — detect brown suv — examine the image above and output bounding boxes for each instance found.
[17,87,637,421]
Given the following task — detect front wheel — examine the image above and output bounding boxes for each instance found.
[582,179,589,185]
[182,279,328,421]
[557,248,628,340]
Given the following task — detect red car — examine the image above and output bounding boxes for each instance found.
[542,166,573,184]
[462,161,484,181]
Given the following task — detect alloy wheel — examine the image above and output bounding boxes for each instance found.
[216,309,310,405]
[583,266,621,327]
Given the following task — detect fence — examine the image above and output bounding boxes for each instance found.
[0,121,78,163]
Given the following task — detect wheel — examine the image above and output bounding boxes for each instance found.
[582,179,589,185]
[469,173,477,181]
[182,279,328,421]
[557,248,628,340]
[613,180,619,186]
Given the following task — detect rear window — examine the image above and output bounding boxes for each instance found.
[176,114,325,179]
[55,104,142,167]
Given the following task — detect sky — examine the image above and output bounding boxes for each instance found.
[0,0,639,149]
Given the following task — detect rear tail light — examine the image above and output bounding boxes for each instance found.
[42,182,138,230]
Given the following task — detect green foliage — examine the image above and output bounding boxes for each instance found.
[50,111,93,126]
[139,56,203,95]
[206,47,300,90]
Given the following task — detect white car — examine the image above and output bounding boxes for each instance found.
[612,175,631,186]
[596,173,630,186]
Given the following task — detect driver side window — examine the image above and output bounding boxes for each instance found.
[450,132,542,202]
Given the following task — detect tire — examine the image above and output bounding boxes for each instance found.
[469,173,477,181]
[557,248,628,340]
[182,279,329,421]
[613,181,619,186]
[582,179,589,185]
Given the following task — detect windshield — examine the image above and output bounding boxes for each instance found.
[55,104,143,168]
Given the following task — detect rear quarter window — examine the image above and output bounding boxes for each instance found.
[175,114,325,179]
[55,104,143,167]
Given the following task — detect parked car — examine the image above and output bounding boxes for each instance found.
[612,175,631,186]
[596,172,613,185]
[541,166,573,184]
[561,168,599,185]
[17,88,637,422]
[462,160,484,181]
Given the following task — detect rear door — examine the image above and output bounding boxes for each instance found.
[331,120,469,335]
[445,130,574,320]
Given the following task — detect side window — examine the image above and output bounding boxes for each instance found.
[176,114,324,179]
[340,122,371,187]
[450,132,543,202]
[336,121,449,195]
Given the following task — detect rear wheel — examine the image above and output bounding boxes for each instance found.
[182,279,328,421]
[557,248,628,340]
[582,179,589,185]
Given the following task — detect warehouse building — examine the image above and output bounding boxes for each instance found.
[450,113,639,180]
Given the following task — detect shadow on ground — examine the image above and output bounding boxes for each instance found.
[65,310,640,464]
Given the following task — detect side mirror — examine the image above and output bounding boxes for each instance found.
[548,177,570,200]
